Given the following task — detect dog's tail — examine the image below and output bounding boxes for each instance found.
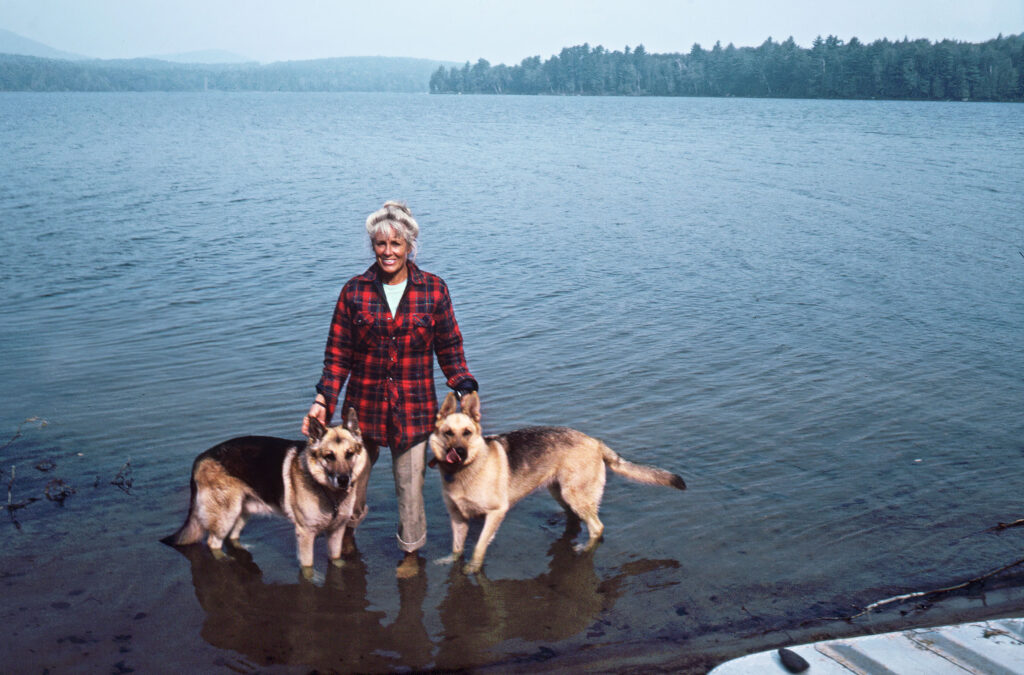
[161,475,204,546]
[601,443,686,490]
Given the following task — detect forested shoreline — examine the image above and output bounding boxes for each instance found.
[430,34,1024,101]
[0,54,450,92]
[3,33,1021,100]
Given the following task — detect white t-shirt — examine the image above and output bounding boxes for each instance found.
[382,278,408,317]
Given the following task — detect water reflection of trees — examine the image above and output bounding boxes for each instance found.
[169,529,679,671]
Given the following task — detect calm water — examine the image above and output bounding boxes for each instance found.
[1,92,1023,673]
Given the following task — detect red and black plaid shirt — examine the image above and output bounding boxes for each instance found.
[316,261,477,449]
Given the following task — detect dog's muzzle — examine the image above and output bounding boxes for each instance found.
[445,446,467,465]
[327,472,350,489]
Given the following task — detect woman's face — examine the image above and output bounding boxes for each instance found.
[372,227,410,283]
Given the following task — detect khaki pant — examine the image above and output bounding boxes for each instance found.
[360,437,427,553]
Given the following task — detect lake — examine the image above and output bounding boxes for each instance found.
[1,91,1022,673]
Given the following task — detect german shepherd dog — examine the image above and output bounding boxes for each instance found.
[429,392,686,574]
[164,410,370,572]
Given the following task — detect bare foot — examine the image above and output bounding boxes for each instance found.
[396,552,422,579]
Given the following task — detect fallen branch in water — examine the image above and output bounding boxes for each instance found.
[844,556,1024,621]
[5,466,40,530]
[3,420,49,529]
[111,461,133,495]
[990,518,1024,532]
[1,416,48,453]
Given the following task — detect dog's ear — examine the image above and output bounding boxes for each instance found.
[437,392,458,425]
[461,391,481,423]
[344,407,361,439]
[307,415,326,441]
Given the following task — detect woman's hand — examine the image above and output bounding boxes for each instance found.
[302,397,328,436]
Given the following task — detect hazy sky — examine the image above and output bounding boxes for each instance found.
[2,0,1022,64]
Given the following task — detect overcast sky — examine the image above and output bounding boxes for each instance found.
[2,0,1022,64]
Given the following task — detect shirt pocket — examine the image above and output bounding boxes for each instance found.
[353,312,380,349]
[408,313,434,351]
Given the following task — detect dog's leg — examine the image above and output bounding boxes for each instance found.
[435,509,469,566]
[227,513,248,542]
[576,506,604,553]
[558,468,607,553]
[327,524,347,566]
[464,509,508,575]
[548,484,583,536]
[205,495,243,553]
[562,499,604,553]
[347,439,380,543]
[295,526,316,570]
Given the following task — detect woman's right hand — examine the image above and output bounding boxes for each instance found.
[302,397,328,436]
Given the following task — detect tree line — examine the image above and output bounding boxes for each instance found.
[430,34,1024,101]
[0,54,449,92]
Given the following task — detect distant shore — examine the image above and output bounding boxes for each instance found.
[3,32,1021,102]
[430,34,1024,102]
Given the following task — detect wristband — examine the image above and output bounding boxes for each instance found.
[312,400,327,409]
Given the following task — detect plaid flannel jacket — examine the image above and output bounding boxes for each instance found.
[316,261,477,449]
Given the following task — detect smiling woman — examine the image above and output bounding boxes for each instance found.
[369,202,416,285]
[303,200,479,578]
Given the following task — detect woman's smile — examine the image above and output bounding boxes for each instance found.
[372,228,410,283]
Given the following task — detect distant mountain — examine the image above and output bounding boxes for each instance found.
[0,28,87,60]
[0,52,460,92]
[146,49,256,65]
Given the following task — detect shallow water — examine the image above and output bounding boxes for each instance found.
[1,92,1023,672]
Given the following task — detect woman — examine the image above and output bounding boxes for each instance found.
[303,201,477,578]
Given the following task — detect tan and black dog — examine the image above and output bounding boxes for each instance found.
[164,410,370,572]
[429,392,686,574]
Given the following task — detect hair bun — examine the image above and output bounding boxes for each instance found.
[382,200,412,216]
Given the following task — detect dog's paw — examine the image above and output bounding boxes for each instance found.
[462,561,482,575]
[434,553,461,566]
[330,557,346,569]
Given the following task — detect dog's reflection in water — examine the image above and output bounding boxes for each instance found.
[169,542,430,672]
[170,527,678,671]
[434,523,681,670]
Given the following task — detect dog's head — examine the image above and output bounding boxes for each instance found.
[430,391,482,468]
[305,408,366,491]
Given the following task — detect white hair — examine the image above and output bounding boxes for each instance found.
[365,201,419,255]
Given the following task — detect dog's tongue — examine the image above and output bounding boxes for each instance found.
[446,448,461,464]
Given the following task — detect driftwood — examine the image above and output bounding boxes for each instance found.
[3,418,132,528]
[4,419,51,529]
[5,465,40,530]
[990,518,1024,532]
[845,556,1024,620]
[111,461,133,494]
[794,519,1024,625]
[1,417,47,452]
